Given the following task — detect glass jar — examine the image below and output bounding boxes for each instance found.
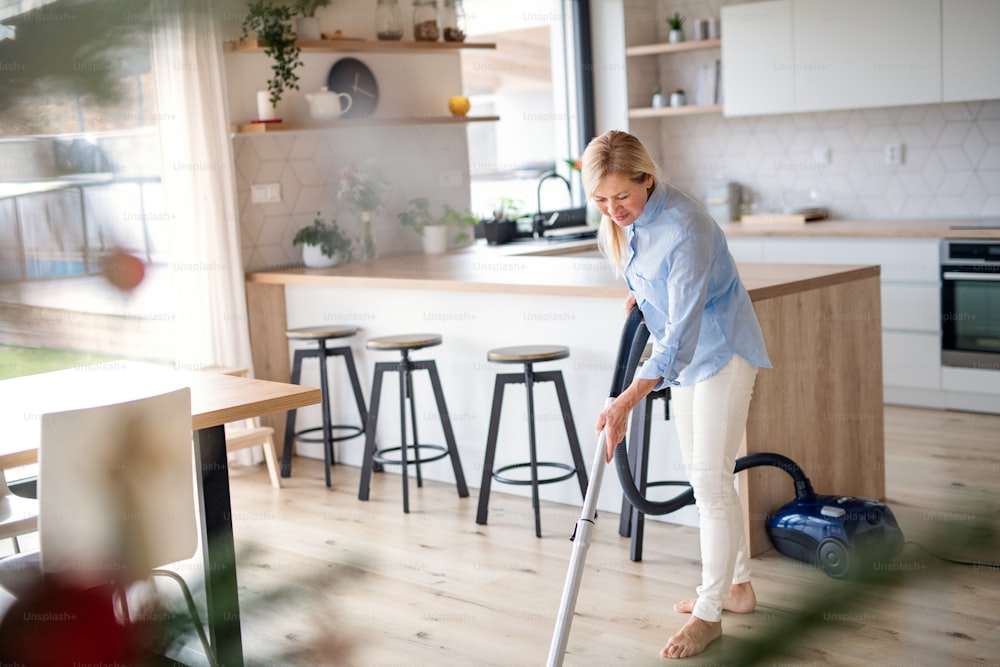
[441,0,466,42]
[413,0,439,42]
[376,0,403,41]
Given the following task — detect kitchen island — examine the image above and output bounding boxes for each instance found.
[245,247,883,556]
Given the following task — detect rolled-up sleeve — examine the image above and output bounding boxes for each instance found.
[634,230,712,388]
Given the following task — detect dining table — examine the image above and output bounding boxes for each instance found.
[0,360,321,667]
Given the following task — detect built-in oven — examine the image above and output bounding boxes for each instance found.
[941,239,1000,371]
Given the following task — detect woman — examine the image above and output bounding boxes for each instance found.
[585,130,771,659]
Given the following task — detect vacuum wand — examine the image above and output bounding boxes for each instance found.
[547,307,646,666]
[546,413,611,667]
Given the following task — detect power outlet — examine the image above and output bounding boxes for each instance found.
[884,143,904,166]
[250,183,281,204]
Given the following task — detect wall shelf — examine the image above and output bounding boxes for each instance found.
[233,115,500,135]
[629,104,722,119]
[227,39,496,54]
[625,39,721,58]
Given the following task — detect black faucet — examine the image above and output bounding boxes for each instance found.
[534,170,572,238]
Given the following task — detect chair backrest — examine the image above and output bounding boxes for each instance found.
[38,388,196,581]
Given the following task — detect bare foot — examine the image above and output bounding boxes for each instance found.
[673,582,756,614]
[661,616,722,659]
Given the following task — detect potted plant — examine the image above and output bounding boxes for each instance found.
[399,198,478,254]
[241,0,303,109]
[293,213,355,268]
[294,0,332,40]
[667,11,685,43]
[338,160,389,261]
[479,196,522,244]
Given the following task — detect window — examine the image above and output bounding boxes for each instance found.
[0,2,165,283]
[461,0,594,221]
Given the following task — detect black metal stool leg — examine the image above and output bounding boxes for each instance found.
[405,359,424,489]
[316,340,335,487]
[476,375,509,525]
[423,359,468,497]
[282,349,307,477]
[523,363,543,539]
[549,370,588,499]
[340,347,369,438]
[630,395,654,562]
[397,353,411,514]
[619,396,649,538]
[358,364,388,502]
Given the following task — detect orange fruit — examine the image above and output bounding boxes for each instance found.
[448,96,470,116]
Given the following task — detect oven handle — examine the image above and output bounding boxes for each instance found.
[942,271,1000,282]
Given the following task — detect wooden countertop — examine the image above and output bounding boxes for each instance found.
[720,218,1000,238]
[246,249,879,302]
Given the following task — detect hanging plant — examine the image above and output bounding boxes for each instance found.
[241,1,303,108]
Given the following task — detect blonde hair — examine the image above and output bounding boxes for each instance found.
[581,130,659,273]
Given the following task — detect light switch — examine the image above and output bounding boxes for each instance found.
[884,143,904,166]
[251,183,281,204]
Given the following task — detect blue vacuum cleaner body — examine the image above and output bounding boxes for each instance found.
[767,493,905,578]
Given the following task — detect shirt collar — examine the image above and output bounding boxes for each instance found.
[633,180,666,229]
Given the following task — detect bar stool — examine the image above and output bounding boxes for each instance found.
[358,333,469,513]
[476,345,588,538]
[618,344,684,562]
[282,326,368,488]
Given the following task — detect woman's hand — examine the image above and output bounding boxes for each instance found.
[595,377,660,464]
[624,291,637,316]
[595,396,632,464]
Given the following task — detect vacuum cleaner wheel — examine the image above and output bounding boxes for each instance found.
[818,538,851,579]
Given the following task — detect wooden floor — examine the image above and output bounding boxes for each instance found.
[224,405,1000,666]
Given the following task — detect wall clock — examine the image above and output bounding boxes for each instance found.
[326,57,379,119]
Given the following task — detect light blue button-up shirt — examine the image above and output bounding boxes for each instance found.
[624,181,771,388]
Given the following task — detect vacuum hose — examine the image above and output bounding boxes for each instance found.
[610,308,816,517]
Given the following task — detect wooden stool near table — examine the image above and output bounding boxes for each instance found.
[212,367,283,489]
[282,326,369,488]
[358,333,469,513]
[476,344,588,538]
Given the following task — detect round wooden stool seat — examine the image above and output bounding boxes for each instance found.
[366,333,442,351]
[486,344,569,364]
[285,325,359,341]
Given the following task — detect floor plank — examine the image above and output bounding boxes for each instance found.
[219,405,1000,666]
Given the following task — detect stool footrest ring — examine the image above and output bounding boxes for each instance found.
[492,461,578,486]
[295,425,365,444]
[374,444,450,466]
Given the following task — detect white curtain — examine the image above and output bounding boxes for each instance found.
[150,0,254,375]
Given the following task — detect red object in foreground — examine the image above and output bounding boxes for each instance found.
[102,247,146,292]
[0,577,133,665]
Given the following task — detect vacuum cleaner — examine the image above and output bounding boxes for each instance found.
[547,307,904,666]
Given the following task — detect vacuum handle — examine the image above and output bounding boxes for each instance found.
[609,305,649,398]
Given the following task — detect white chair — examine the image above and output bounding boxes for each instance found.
[0,470,38,554]
[0,388,217,665]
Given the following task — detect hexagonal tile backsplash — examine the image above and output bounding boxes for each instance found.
[630,99,1000,221]
[235,124,471,271]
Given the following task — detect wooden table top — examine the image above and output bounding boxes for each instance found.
[0,361,320,468]
[246,249,879,302]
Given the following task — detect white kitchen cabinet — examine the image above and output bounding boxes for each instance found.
[793,0,941,113]
[721,0,946,116]
[720,0,795,117]
[727,235,944,401]
[882,283,940,332]
[726,237,764,262]
[942,0,1000,102]
[883,331,942,390]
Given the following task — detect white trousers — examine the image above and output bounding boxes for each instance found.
[670,354,758,623]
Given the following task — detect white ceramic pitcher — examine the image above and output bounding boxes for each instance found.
[305,87,353,120]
